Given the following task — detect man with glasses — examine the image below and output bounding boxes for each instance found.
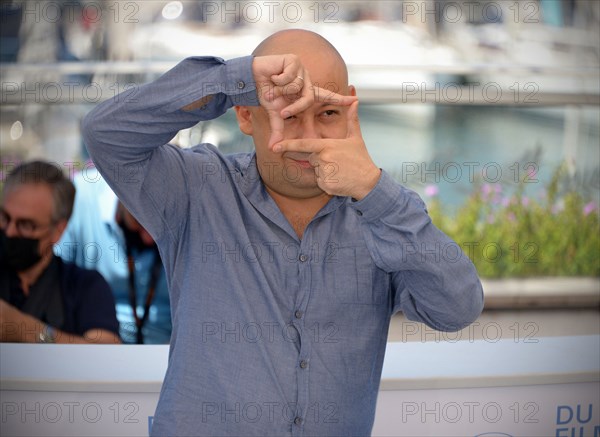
[0,160,121,344]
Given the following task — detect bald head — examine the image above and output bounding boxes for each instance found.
[253,29,342,58]
[253,29,349,90]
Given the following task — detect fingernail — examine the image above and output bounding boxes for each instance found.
[273,144,281,152]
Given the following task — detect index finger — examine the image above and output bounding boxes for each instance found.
[267,110,285,149]
[314,87,357,106]
[281,85,356,119]
[272,139,325,154]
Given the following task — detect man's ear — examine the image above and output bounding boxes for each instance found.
[51,219,68,244]
[348,85,357,97]
[234,106,253,135]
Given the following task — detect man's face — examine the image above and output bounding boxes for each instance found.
[1,183,64,265]
[236,52,355,199]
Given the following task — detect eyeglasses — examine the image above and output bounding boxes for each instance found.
[0,209,54,238]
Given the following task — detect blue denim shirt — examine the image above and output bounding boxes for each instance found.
[83,56,483,436]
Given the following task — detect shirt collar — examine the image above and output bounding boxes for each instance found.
[238,153,346,237]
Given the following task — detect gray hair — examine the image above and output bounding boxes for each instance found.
[2,160,75,223]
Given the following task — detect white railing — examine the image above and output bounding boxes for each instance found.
[1,61,599,105]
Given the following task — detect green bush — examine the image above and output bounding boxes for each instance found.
[424,164,600,278]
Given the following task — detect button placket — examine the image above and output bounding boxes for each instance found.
[292,239,314,435]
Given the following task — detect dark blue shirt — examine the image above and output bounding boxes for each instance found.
[1,256,119,338]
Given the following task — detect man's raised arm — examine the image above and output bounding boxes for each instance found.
[82,54,353,237]
[83,56,256,185]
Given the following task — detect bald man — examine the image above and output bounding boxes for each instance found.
[84,29,483,436]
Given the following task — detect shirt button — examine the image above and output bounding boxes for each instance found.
[294,310,303,319]
[294,416,303,426]
[237,80,245,89]
[299,360,308,369]
[299,254,308,262]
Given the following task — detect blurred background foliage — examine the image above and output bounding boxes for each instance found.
[424,162,600,278]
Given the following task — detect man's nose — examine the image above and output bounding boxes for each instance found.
[4,220,19,237]
[299,117,319,139]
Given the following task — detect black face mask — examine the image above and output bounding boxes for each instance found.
[0,230,42,272]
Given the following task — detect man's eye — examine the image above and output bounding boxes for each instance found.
[321,109,339,118]
[284,115,296,121]
[20,220,37,233]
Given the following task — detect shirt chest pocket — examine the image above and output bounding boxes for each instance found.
[331,246,388,305]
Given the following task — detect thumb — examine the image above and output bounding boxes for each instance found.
[346,100,361,139]
[267,109,284,149]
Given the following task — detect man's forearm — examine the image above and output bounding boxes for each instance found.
[1,314,120,344]
[350,171,484,330]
